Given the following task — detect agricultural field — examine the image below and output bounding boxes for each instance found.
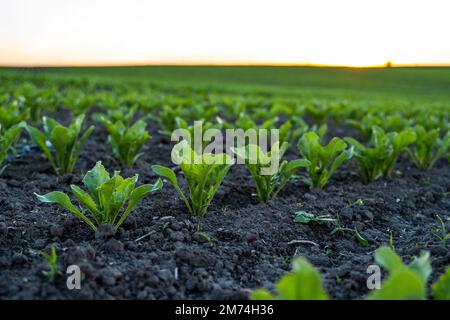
[0,66,449,300]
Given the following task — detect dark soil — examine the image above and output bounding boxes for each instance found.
[0,115,449,300]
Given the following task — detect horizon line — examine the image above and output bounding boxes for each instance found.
[1,61,450,69]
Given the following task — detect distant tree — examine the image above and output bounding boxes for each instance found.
[385,61,393,68]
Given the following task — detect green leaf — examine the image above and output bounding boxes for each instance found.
[50,125,71,172]
[26,124,57,171]
[250,290,276,300]
[276,258,328,300]
[79,125,95,147]
[99,116,149,166]
[82,161,110,203]
[329,147,353,176]
[432,267,450,300]
[35,191,96,231]
[110,175,137,218]
[233,143,298,202]
[368,267,426,300]
[293,211,336,224]
[409,251,432,283]
[298,132,350,189]
[283,159,310,173]
[0,121,24,169]
[153,141,233,215]
[36,160,162,232]
[393,128,417,151]
[374,247,403,273]
[251,257,328,300]
[151,165,178,187]
[43,116,60,137]
[345,137,366,151]
[293,211,316,224]
[28,116,92,174]
[354,227,369,247]
[70,184,100,219]
[96,174,119,219]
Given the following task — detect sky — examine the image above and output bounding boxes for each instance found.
[1,0,450,67]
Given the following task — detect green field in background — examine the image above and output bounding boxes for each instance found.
[2,66,450,104]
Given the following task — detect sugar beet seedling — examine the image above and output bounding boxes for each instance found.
[35,161,162,231]
[152,140,234,216]
[233,142,310,202]
[96,113,150,167]
[26,115,94,175]
[0,121,25,174]
[298,132,353,189]
[345,126,417,183]
[30,245,58,281]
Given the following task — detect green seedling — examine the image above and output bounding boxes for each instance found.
[330,225,369,247]
[233,112,278,132]
[432,267,450,300]
[221,112,285,145]
[26,115,94,174]
[251,257,328,300]
[348,113,412,141]
[0,122,25,174]
[298,132,353,189]
[97,114,150,166]
[304,101,329,125]
[367,247,431,300]
[193,224,216,243]
[345,126,416,183]
[433,215,449,245]
[233,142,310,202]
[197,232,216,244]
[174,117,224,149]
[291,115,327,143]
[293,211,336,224]
[154,102,218,136]
[31,246,58,281]
[390,231,395,251]
[94,105,139,127]
[0,104,29,130]
[407,126,449,169]
[159,221,171,231]
[62,89,99,116]
[154,104,184,136]
[35,161,162,231]
[348,198,364,207]
[15,83,59,122]
[152,140,234,216]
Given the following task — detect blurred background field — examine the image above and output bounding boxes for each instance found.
[2,66,450,104]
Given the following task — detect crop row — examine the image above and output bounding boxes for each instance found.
[1,75,449,300]
[1,78,449,223]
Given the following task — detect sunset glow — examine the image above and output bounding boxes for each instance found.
[1,0,450,67]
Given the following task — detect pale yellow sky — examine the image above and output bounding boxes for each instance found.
[1,0,450,67]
